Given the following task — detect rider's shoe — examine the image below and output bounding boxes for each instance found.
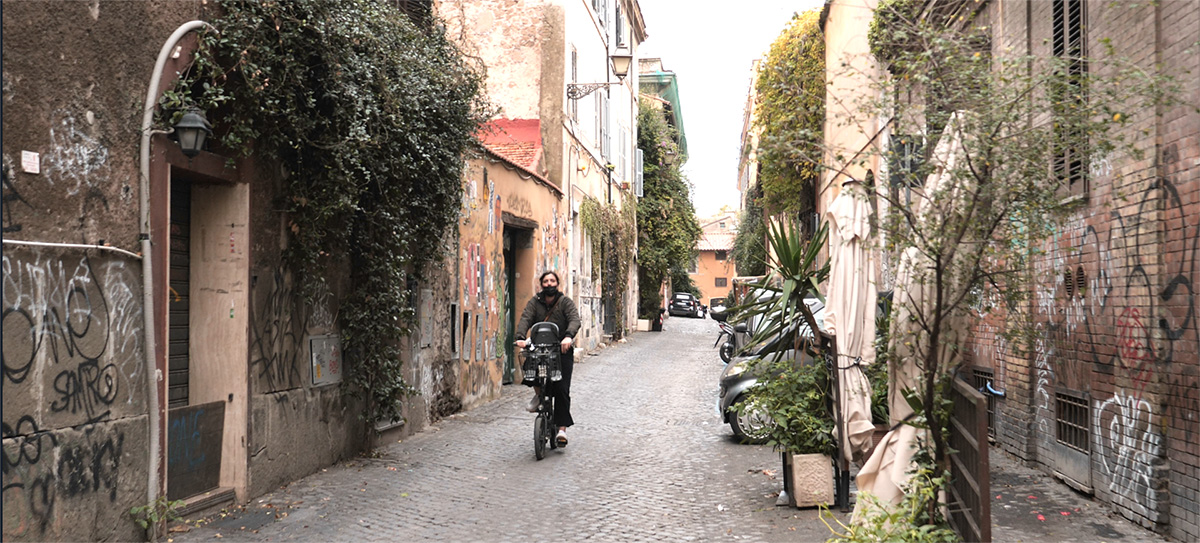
[526,394,541,413]
[556,429,568,447]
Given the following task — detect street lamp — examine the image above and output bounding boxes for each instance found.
[174,109,212,158]
[566,50,634,100]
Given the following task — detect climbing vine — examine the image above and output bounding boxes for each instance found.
[579,194,636,338]
[634,100,701,318]
[161,0,491,433]
[754,9,824,216]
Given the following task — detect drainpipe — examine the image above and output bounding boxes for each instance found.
[138,20,216,538]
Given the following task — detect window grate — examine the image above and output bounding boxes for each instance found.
[972,368,996,439]
[1055,391,1090,452]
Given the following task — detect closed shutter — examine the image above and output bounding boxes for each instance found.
[635,148,644,197]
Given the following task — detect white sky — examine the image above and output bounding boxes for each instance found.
[637,0,826,217]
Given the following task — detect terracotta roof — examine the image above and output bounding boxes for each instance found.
[699,232,735,252]
[479,119,543,172]
[477,119,560,194]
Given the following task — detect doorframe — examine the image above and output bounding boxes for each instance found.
[150,135,250,502]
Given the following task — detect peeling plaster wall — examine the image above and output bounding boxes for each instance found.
[456,158,566,409]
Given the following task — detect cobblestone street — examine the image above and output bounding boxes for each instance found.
[172,316,846,542]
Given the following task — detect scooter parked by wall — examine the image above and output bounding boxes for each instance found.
[712,311,748,363]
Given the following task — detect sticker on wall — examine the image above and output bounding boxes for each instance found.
[311,334,343,386]
[420,288,433,348]
[475,314,483,361]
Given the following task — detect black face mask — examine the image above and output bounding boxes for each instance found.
[541,286,559,298]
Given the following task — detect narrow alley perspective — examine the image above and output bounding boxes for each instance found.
[169,318,844,542]
[5,1,1198,542]
[168,317,1167,543]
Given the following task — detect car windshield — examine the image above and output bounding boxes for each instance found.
[674,294,690,300]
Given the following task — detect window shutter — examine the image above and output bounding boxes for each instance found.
[602,96,610,159]
[619,129,627,182]
[635,148,644,197]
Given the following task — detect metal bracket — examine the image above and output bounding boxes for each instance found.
[566,82,617,100]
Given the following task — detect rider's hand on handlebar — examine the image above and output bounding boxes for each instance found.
[560,336,572,353]
[515,339,526,349]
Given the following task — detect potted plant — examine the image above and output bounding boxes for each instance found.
[746,354,837,507]
[729,218,835,508]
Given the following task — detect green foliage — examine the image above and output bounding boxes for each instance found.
[866,293,892,424]
[754,9,825,215]
[867,0,923,68]
[830,1,1192,519]
[746,356,836,455]
[129,496,185,530]
[164,0,491,430]
[731,218,832,454]
[731,219,829,356]
[824,388,957,543]
[824,448,959,542]
[580,194,637,338]
[731,184,767,277]
[635,100,702,318]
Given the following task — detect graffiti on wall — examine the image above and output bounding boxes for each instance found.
[1018,168,1198,520]
[2,252,144,423]
[249,270,303,392]
[42,109,110,199]
[1095,389,1163,519]
[3,420,126,539]
[3,154,33,233]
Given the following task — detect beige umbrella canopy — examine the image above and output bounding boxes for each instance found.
[823,179,877,467]
[853,112,972,520]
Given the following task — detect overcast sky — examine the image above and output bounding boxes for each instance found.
[637,0,825,218]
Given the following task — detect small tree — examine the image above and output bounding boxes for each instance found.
[744,1,1192,535]
[811,0,1190,532]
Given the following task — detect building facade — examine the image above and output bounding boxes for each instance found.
[2,2,474,540]
[692,212,740,304]
[820,0,1200,539]
[438,0,648,348]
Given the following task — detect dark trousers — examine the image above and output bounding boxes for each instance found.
[546,351,574,428]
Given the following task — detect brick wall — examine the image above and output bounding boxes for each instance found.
[975,1,1200,538]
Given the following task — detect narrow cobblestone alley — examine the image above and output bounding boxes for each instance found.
[171,316,846,542]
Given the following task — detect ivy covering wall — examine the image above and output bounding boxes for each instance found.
[635,101,701,317]
[163,0,491,432]
[754,9,825,216]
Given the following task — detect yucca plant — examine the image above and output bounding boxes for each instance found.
[728,217,832,455]
[731,217,829,360]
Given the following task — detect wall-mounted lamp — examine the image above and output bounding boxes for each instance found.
[566,51,634,100]
[174,109,212,158]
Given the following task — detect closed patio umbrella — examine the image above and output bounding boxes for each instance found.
[823,179,877,467]
[853,112,971,520]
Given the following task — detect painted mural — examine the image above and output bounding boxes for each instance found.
[457,157,566,409]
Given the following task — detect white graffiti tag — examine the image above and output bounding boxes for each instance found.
[1095,390,1163,519]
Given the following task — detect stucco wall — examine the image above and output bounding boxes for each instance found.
[457,157,566,408]
[693,252,735,304]
[1,2,200,540]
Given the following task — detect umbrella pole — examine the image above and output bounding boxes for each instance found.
[827,334,852,512]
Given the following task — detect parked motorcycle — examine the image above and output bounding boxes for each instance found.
[713,319,748,363]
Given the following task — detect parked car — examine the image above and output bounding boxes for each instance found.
[709,297,728,321]
[668,292,702,317]
[718,296,826,443]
